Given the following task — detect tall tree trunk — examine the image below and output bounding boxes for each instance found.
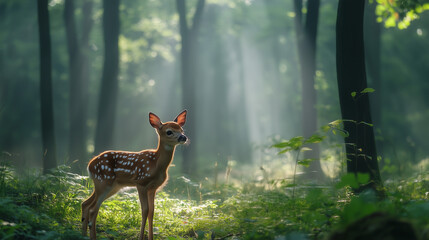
[64,0,93,172]
[364,0,383,163]
[364,1,381,125]
[94,0,120,154]
[336,0,382,191]
[293,0,323,180]
[176,0,205,175]
[37,0,57,173]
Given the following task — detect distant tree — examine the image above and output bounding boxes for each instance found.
[293,0,324,180]
[234,38,252,163]
[263,0,285,134]
[176,0,205,175]
[64,0,93,172]
[37,0,57,173]
[94,0,120,154]
[336,0,382,191]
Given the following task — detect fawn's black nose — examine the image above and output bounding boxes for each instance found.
[178,135,187,142]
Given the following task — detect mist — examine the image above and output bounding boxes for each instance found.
[1,0,429,182]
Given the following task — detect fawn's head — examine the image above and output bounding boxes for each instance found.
[149,110,188,146]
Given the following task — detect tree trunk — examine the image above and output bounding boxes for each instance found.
[364,0,381,125]
[64,0,93,172]
[293,0,324,180]
[364,0,383,165]
[176,0,205,175]
[37,0,57,173]
[94,0,120,155]
[336,0,382,191]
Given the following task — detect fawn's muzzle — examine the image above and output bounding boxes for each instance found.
[178,135,187,143]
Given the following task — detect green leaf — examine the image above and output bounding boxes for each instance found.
[358,121,374,127]
[300,147,312,152]
[272,136,304,151]
[336,173,370,189]
[272,142,290,148]
[342,119,357,124]
[305,134,326,144]
[298,158,314,167]
[278,149,291,154]
[385,16,396,28]
[338,129,350,138]
[288,136,305,150]
[357,173,370,185]
[351,92,357,98]
[336,173,359,189]
[329,119,343,127]
[360,88,375,94]
[342,197,377,225]
[321,125,330,132]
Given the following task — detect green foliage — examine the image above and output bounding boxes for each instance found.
[374,0,429,29]
[273,134,326,155]
[272,133,327,198]
[0,165,87,239]
[1,162,429,239]
[350,87,375,101]
[336,173,370,189]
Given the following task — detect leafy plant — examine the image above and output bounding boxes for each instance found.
[272,134,326,198]
[373,0,429,29]
[1,161,429,239]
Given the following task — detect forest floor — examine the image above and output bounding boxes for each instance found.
[1,164,429,240]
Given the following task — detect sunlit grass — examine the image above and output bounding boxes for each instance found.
[1,159,429,239]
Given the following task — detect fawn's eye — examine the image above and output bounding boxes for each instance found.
[166,130,173,136]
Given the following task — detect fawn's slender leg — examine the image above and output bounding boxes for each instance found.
[82,191,96,236]
[88,182,121,240]
[147,189,156,240]
[137,185,149,240]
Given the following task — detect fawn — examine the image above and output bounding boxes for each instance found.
[81,110,188,240]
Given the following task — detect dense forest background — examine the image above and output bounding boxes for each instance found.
[2,0,429,239]
[2,0,429,180]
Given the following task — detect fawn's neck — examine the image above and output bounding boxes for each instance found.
[154,138,176,171]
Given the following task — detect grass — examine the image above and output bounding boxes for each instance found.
[1,160,429,240]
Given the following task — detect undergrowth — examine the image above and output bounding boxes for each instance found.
[1,161,429,240]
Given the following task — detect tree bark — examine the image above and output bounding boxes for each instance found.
[176,0,205,175]
[293,0,323,180]
[336,0,382,191]
[94,0,120,155]
[364,0,381,126]
[64,0,93,172]
[37,0,57,173]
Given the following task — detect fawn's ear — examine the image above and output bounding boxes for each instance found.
[174,110,187,127]
[149,112,162,129]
